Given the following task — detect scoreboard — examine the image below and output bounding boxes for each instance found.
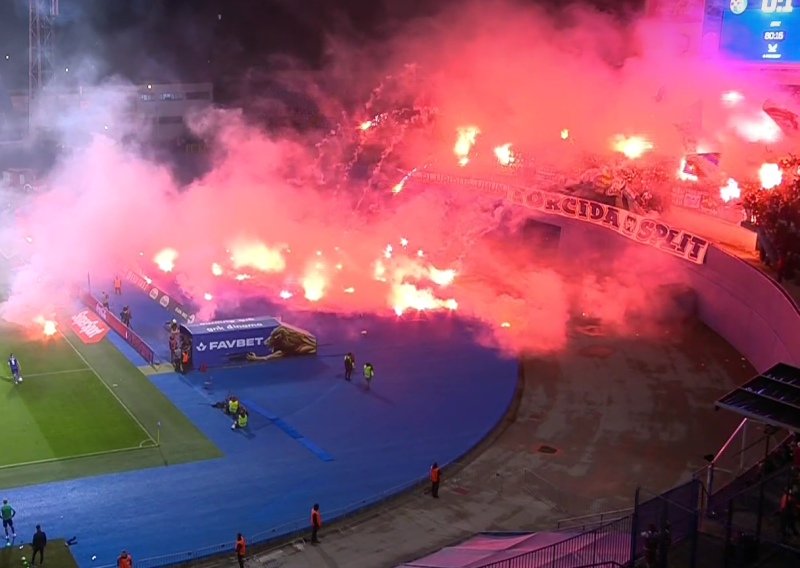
[703,0,800,63]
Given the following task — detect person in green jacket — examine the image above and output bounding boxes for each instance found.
[2,499,16,540]
[364,363,374,389]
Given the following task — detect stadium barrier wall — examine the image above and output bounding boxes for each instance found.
[413,176,800,371]
[544,215,800,373]
[78,289,158,366]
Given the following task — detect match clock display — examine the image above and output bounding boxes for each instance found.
[705,0,800,62]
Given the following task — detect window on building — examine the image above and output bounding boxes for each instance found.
[141,93,157,101]
[160,93,184,101]
[158,116,184,125]
[185,91,211,100]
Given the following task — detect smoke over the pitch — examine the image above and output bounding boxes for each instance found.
[0,0,780,354]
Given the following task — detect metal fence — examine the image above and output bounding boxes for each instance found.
[693,418,793,505]
[631,480,701,559]
[706,464,797,549]
[477,516,633,568]
[555,510,633,532]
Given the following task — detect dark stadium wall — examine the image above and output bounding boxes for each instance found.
[532,213,800,373]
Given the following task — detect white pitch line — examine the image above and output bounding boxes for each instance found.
[59,330,158,446]
[0,443,152,471]
[13,368,91,379]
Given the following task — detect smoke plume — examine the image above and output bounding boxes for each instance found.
[0,0,786,354]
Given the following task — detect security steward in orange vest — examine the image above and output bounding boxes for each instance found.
[311,503,321,544]
[235,533,246,568]
[114,276,122,295]
[117,550,132,568]
[181,350,189,374]
[780,490,799,539]
[430,462,440,498]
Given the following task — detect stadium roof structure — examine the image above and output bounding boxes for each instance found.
[716,363,800,434]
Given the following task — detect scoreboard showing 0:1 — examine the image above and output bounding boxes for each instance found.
[759,0,793,13]
[718,0,800,62]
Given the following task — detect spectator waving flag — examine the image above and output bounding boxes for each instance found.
[763,99,799,136]
[682,152,721,178]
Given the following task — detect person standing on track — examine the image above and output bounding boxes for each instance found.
[114,276,122,295]
[363,362,374,390]
[311,503,321,544]
[235,533,246,568]
[430,462,440,499]
[2,499,17,540]
[8,353,22,385]
[117,550,132,568]
[344,352,355,381]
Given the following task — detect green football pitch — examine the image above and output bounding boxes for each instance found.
[0,539,79,568]
[0,259,221,490]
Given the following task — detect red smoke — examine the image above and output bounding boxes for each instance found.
[0,1,792,354]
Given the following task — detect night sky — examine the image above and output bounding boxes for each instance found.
[0,0,641,103]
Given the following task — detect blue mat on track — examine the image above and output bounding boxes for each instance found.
[8,285,519,568]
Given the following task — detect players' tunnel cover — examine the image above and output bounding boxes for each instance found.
[716,363,800,433]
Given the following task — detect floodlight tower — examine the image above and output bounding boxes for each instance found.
[28,0,59,131]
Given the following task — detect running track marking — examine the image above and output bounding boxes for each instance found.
[59,329,158,448]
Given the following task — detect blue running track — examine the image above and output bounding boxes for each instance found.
[3,277,518,567]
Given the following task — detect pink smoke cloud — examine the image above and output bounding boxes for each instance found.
[0,0,791,354]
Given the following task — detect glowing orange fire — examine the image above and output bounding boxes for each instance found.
[494,144,515,166]
[719,178,740,202]
[34,315,57,336]
[612,135,652,159]
[454,126,480,166]
[154,248,178,272]
[759,163,782,189]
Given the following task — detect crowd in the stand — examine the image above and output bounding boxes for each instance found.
[743,160,800,284]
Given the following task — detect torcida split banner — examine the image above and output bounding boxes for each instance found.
[412,172,710,265]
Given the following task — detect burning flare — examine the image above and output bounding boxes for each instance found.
[154,248,178,272]
[494,144,515,166]
[721,91,744,106]
[454,126,480,166]
[611,135,652,159]
[759,163,783,189]
[390,283,457,316]
[230,242,286,272]
[720,178,740,202]
[34,315,57,336]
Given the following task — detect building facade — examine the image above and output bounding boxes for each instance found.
[6,82,214,143]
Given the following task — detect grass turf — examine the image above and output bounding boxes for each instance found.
[0,324,223,489]
[0,256,221,490]
[0,539,79,568]
[0,323,150,468]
